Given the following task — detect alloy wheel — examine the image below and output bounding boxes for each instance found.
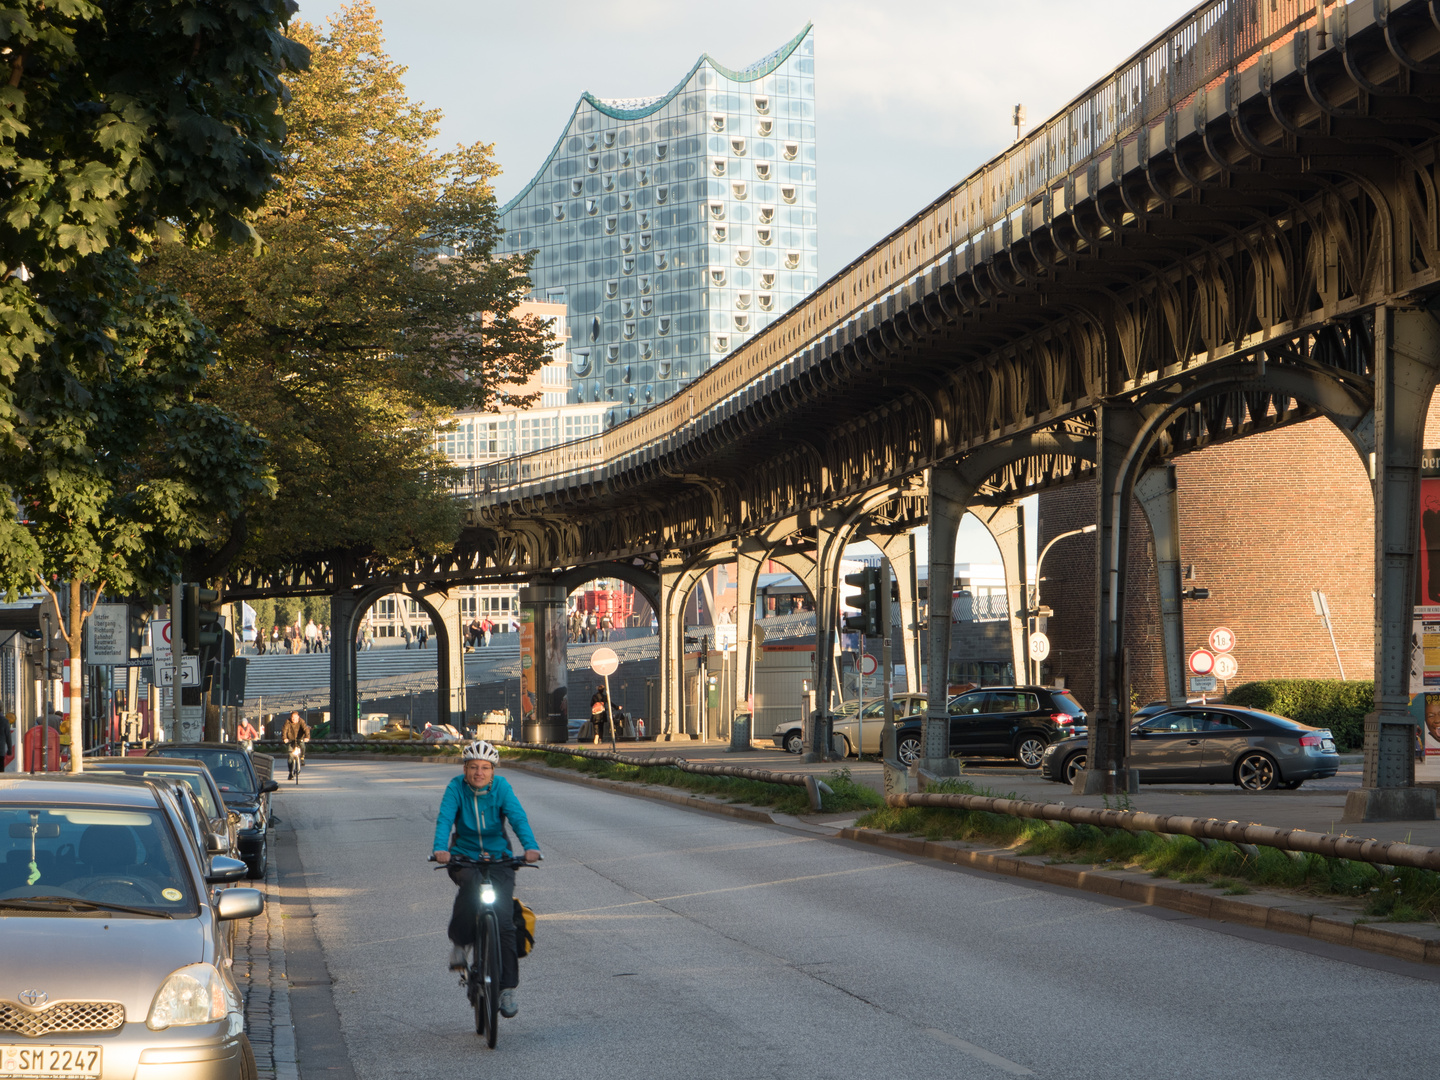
[1236,752,1278,791]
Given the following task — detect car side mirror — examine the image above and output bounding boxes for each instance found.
[259,780,280,794]
[1132,728,1146,737]
[206,855,249,884]
[205,832,227,855]
[216,887,265,921]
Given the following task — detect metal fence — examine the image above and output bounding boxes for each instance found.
[458,0,1337,504]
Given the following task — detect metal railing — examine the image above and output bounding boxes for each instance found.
[460,0,1334,503]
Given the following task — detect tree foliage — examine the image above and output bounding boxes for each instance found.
[0,1,307,602]
[152,1,553,576]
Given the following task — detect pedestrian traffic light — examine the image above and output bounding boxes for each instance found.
[842,566,881,636]
[183,584,222,654]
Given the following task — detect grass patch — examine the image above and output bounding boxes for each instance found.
[498,749,883,815]
[852,778,1440,923]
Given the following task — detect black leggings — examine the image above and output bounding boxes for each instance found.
[447,863,519,990]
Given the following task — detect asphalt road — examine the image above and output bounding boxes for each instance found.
[278,760,1440,1080]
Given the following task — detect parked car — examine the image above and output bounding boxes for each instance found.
[87,757,240,859]
[772,693,929,755]
[1039,705,1340,789]
[148,744,278,879]
[891,686,1087,768]
[0,773,264,1079]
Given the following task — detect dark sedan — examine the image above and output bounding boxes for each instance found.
[149,743,278,878]
[1040,705,1341,790]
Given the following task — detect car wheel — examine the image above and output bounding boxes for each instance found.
[1063,752,1087,786]
[1015,735,1047,769]
[1235,751,1280,791]
[783,731,804,755]
[246,840,267,880]
[896,733,922,767]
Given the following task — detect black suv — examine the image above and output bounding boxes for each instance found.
[893,686,1086,768]
[149,743,279,878]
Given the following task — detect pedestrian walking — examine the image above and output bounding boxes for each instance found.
[419,625,429,649]
[321,624,331,652]
[600,612,613,641]
[482,617,492,648]
[305,619,319,653]
[403,626,412,650]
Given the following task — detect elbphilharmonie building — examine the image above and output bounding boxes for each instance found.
[497,26,817,425]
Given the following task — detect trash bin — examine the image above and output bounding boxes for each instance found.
[729,710,752,752]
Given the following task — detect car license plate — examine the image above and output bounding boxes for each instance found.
[1322,739,1336,752]
[0,1046,100,1078]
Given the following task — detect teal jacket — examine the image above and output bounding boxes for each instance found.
[433,773,539,861]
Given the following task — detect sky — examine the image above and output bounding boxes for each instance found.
[289,0,1203,570]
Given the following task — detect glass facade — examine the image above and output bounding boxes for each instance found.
[498,25,817,425]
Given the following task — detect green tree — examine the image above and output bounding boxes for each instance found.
[151,1,553,576]
[0,1,306,757]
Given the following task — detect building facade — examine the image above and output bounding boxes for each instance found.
[497,26,817,424]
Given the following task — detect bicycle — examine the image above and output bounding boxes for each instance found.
[287,739,306,784]
[430,852,535,1047]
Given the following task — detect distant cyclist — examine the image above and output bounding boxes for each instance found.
[236,716,259,753]
[432,740,540,1018]
[282,710,310,779]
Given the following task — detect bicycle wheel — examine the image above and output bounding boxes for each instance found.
[480,910,501,1047]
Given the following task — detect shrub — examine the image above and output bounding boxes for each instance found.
[1224,679,1372,751]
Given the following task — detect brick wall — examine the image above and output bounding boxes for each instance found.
[1038,411,1391,713]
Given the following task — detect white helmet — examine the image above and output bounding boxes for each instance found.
[462,740,500,763]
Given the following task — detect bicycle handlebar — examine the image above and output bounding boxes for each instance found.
[428,852,538,870]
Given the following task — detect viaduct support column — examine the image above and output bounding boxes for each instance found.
[425,590,468,730]
[870,529,922,691]
[925,468,974,775]
[657,556,695,741]
[329,590,360,738]
[731,539,767,750]
[1134,465,1187,705]
[517,584,568,744]
[807,513,851,762]
[1077,406,1145,795]
[1345,304,1440,822]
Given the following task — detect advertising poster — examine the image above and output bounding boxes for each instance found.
[1417,453,1440,694]
[519,608,537,730]
[543,601,568,727]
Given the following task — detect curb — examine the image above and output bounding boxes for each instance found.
[500,758,776,824]
[835,826,1440,966]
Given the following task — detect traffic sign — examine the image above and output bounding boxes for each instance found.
[149,619,173,668]
[858,653,878,676]
[1188,675,1218,693]
[1213,653,1239,681]
[155,655,200,688]
[1188,648,1215,675]
[1029,632,1051,661]
[1209,626,1236,654]
[86,603,129,666]
[589,647,619,677]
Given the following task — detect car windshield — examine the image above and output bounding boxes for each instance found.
[95,768,221,817]
[0,804,196,915]
[153,749,255,793]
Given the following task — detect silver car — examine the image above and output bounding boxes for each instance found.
[0,774,263,1079]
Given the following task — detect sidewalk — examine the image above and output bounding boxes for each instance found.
[596,739,1440,847]
[232,850,299,1080]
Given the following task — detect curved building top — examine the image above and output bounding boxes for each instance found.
[498,26,816,426]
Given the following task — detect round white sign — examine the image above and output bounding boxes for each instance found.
[1188,648,1215,675]
[858,653,878,676]
[1029,632,1051,661]
[589,647,619,677]
[1209,626,1236,654]
[1213,653,1238,681]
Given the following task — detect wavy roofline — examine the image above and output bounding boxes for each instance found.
[500,24,812,218]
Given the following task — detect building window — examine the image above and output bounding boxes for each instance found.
[639,232,652,250]
[655,143,668,159]
[734,247,751,266]
[781,186,797,204]
[757,226,772,245]
[553,203,565,220]
[760,271,775,288]
[603,174,615,191]
[619,193,632,210]
[731,181,747,200]
[754,96,769,114]
[603,130,616,147]
[621,235,634,254]
[711,158,726,177]
[605,216,617,234]
[587,155,599,172]
[785,250,800,269]
[758,293,774,311]
[640,297,653,315]
[757,120,773,138]
[658,316,671,336]
[734,313,749,331]
[710,269,727,287]
[605,280,618,299]
[783,142,798,160]
[711,114,725,132]
[730,137,746,156]
[637,167,649,186]
[655,187,669,204]
[735,292,751,310]
[708,202,725,220]
[619,149,631,166]
[712,225,727,243]
[714,334,730,352]
[754,163,771,181]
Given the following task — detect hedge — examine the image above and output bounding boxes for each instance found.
[1224,679,1372,751]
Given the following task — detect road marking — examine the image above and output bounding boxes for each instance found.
[925,1028,1036,1076]
[541,864,890,918]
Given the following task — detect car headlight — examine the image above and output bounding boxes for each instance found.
[147,963,230,1030]
[234,812,256,830]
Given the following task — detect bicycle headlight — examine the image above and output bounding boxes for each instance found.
[147,963,230,1030]
[480,883,497,905]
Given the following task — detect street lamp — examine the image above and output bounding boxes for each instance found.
[1025,524,1098,683]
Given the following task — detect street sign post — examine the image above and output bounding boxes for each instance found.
[86,604,128,667]
[858,653,878,676]
[589,647,620,750]
[1188,649,1215,675]
[155,656,200,688]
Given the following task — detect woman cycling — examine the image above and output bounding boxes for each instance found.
[432,740,540,1018]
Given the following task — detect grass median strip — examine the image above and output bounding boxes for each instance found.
[855,779,1440,924]
[498,748,884,815]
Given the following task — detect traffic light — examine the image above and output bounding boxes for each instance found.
[182,584,222,654]
[842,566,881,636]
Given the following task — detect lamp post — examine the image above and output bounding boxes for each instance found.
[1025,524,1098,683]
